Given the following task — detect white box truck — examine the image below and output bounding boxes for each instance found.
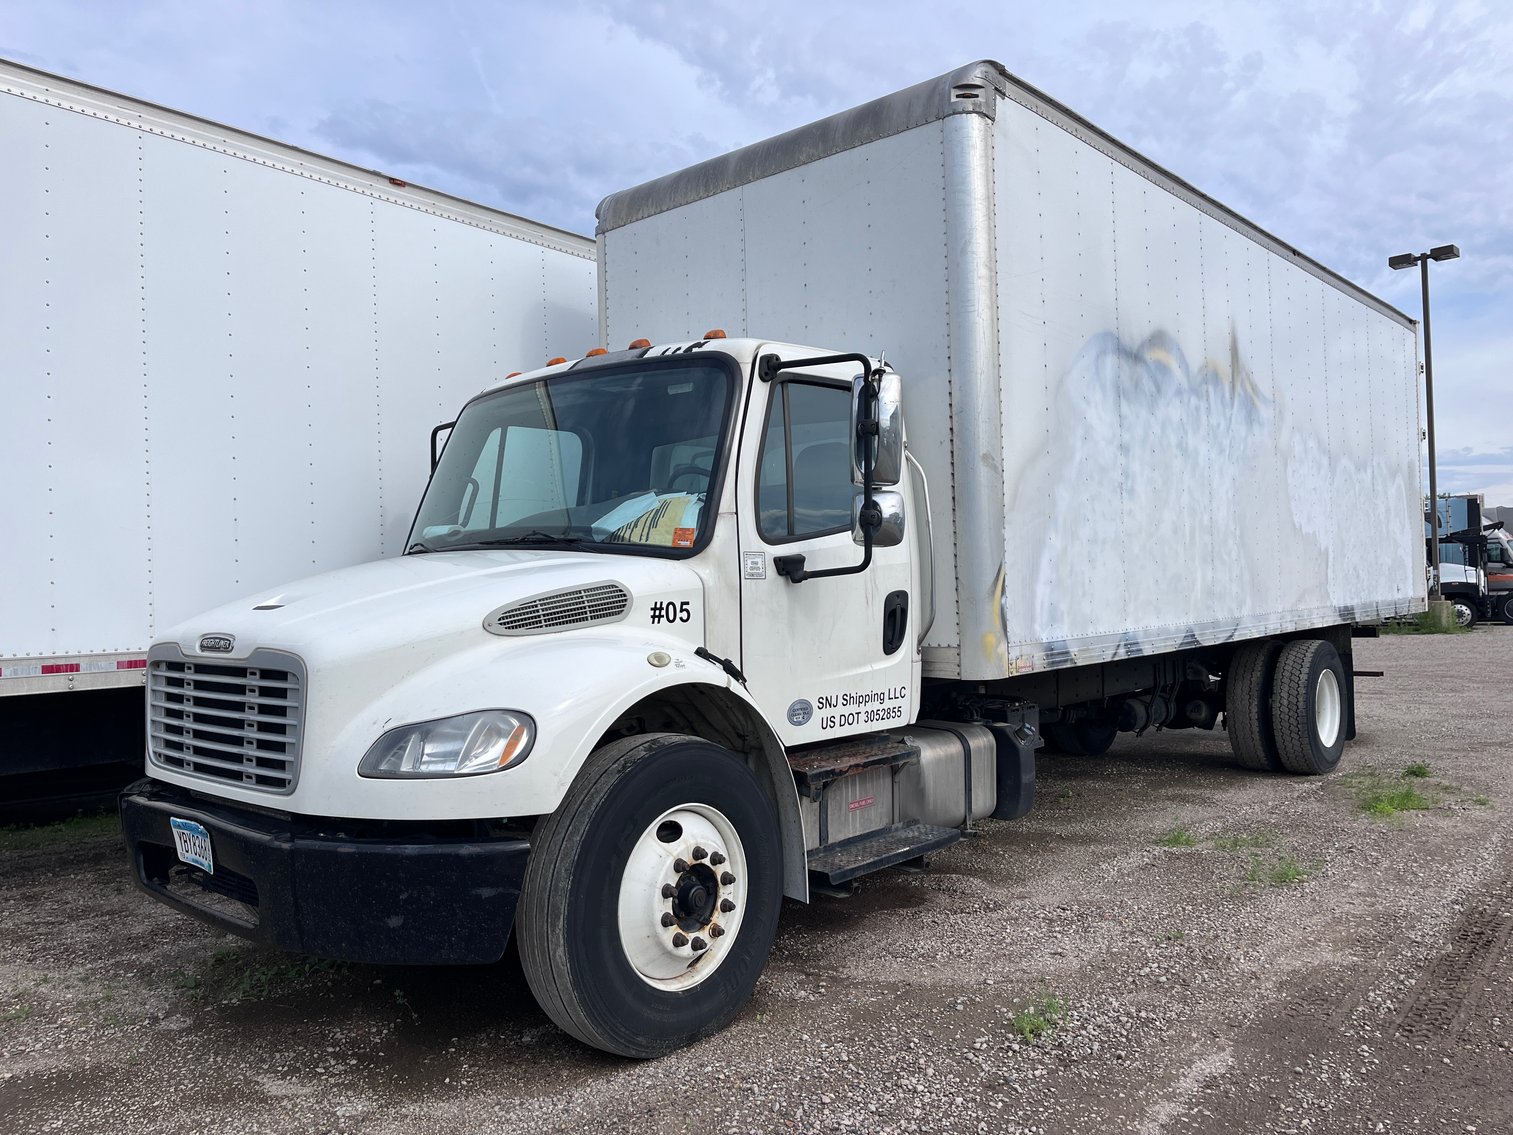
[0,60,597,785]
[119,61,1424,1057]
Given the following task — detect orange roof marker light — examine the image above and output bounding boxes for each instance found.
[504,371,522,379]
[547,357,569,366]
[628,338,652,350]
[586,348,608,357]
[704,328,727,339]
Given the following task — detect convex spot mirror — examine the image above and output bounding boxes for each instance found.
[851,372,903,487]
[852,490,905,548]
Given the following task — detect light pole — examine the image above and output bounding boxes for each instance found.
[1389,243,1459,601]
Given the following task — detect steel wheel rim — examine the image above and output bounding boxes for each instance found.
[617,802,748,991]
[1314,668,1341,748]
[1453,601,1474,628]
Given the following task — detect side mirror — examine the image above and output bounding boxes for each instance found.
[853,490,905,548]
[851,371,903,487]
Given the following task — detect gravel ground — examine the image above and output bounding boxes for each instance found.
[2,629,1509,1134]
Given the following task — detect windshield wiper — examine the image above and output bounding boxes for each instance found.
[405,541,437,554]
[466,530,591,548]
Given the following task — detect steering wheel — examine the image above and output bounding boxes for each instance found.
[667,462,712,492]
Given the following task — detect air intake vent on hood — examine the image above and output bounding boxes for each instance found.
[485,582,632,636]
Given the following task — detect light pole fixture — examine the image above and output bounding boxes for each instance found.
[1390,243,1459,600]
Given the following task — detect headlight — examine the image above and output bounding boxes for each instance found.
[358,710,535,778]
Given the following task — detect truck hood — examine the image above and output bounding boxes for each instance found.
[157,550,702,667]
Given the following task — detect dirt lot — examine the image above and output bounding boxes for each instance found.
[2,630,1509,1134]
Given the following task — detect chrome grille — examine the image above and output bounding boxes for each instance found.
[148,649,304,794]
[489,582,631,636]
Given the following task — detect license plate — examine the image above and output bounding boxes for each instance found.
[169,817,214,874]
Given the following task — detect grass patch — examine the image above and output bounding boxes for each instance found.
[1008,994,1064,1043]
[0,1003,33,1029]
[0,811,120,853]
[1338,769,1437,819]
[1378,611,1469,635]
[1244,852,1312,888]
[1471,794,1493,807]
[1157,826,1197,848]
[1402,762,1431,779]
[1211,832,1276,852]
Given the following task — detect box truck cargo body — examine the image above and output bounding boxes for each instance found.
[0,60,596,775]
[596,60,1424,684]
[121,61,1424,1057]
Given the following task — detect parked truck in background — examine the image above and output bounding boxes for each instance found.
[0,60,597,793]
[1430,493,1510,627]
[119,60,1424,1057]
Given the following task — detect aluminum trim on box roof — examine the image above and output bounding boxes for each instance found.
[596,58,1412,330]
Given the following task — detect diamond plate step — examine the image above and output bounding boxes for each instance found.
[806,821,961,886]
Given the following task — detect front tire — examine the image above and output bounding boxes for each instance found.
[1269,640,1348,775]
[1448,595,1478,629]
[516,734,782,1058]
[1497,594,1513,626]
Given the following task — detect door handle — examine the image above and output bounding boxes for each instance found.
[882,590,909,656]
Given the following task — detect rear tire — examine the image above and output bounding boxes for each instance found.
[1225,639,1284,772]
[1270,640,1348,775]
[516,733,782,1058]
[1498,594,1513,626]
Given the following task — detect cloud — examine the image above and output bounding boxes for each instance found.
[3,0,1511,465]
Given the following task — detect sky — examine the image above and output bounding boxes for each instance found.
[5,0,1510,503]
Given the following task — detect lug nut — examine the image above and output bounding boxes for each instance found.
[709,925,725,938]
[690,936,708,952]
[720,899,736,913]
[720,871,736,886]
[674,858,690,873]
[672,932,689,948]
[660,912,676,927]
[661,883,676,899]
[709,851,726,866]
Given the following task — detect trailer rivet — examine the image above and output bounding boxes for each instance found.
[661,912,676,927]
[709,851,726,866]
[671,933,689,948]
[720,899,736,913]
[691,846,708,861]
[690,936,708,952]
[720,871,736,886]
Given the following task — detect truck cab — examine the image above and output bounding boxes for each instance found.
[120,337,977,1056]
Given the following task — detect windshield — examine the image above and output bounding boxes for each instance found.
[409,359,733,554]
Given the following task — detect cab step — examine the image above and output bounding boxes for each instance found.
[788,735,918,800]
[807,821,961,887]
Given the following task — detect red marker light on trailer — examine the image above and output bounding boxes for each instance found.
[387,177,407,187]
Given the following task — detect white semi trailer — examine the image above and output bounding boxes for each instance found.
[120,61,1424,1057]
[0,60,597,782]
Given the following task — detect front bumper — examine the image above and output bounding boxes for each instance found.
[119,778,529,965]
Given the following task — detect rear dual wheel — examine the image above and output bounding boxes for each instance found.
[516,734,782,1058]
[1226,639,1347,775]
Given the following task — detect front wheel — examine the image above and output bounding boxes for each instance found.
[516,734,783,1058]
[1448,595,1478,629]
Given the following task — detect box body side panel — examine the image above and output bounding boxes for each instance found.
[985,98,1423,678]
[1,82,596,663]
